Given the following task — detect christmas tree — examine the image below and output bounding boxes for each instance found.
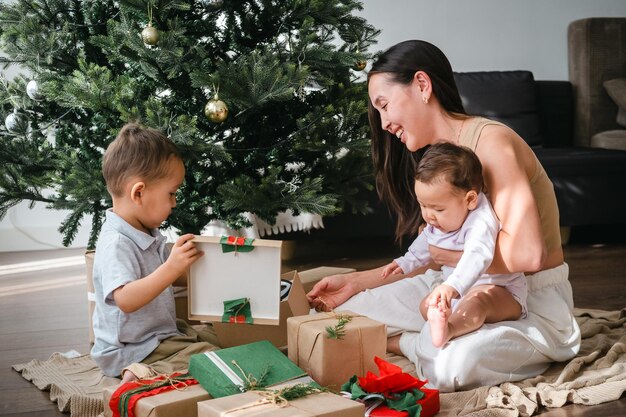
[0,0,380,249]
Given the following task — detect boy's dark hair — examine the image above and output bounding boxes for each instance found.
[416,142,484,193]
[103,123,182,197]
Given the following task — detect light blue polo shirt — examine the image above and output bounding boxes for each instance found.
[90,209,181,377]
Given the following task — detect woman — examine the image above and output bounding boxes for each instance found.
[307,40,581,392]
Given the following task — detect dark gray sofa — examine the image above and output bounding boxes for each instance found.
[273,70,626,243]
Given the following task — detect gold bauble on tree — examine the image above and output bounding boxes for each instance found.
[204,93,228,123]
[141,23,159,46]
[354,60,367,71]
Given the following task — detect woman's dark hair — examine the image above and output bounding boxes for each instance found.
[367,40,467,242]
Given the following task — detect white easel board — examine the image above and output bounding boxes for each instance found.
[188,236,283,324]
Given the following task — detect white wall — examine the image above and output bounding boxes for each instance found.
[2,0,626,252]
[358,0,626,80]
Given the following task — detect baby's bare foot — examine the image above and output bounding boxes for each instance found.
[427,305,451,347]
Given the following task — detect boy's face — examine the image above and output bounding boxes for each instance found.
[136,158,185,231]
[414,178,477,233]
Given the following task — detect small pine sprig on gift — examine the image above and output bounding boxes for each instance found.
[325,314,353,340]
[231,360,270,391]
[260,383,326,404]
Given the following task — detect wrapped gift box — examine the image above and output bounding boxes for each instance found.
[287,311,387,390]
[197,390,364,417]
[85,250,95,344]
[368,388,440,417]
[188,340,308,398]
[189,236,310,348]
[298,266,356,293]
[103,382,210,417]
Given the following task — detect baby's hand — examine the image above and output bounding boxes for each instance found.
[166,234,203,277]
[380,261,403,280]
[427,284,459,312]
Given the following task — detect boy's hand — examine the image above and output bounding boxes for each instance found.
[165,234,203,278]
[380,261,403,280]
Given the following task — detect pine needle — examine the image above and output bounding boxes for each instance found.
[325,314,352,340]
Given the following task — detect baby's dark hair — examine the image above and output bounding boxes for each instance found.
[416,142,484,193]
[102,123,182,197]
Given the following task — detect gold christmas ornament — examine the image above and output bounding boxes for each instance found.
[141,23,159,46]
[354,60,367,71]
[204,94,228,123]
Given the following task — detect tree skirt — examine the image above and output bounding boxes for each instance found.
[13,308,626,417]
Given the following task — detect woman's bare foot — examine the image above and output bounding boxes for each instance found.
[120,369,138,384]
[427,305,451,347]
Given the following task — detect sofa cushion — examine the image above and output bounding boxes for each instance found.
[454,71,543,146]
[603,78,626,127]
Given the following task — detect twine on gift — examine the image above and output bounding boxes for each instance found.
[313,297,355,339]
[221,384,326,416]
[230,360,270,391]
[110,372,199,417]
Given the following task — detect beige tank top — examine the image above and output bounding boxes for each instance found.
[459,117,561,253]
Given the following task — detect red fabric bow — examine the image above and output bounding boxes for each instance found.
[226,236,246,246]
[358,356,427,396]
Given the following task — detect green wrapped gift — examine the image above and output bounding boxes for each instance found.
[189,340,308,398]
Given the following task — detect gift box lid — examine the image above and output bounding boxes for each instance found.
[188,236,282,324]
[197,390,364,417]
[189,340,307,398]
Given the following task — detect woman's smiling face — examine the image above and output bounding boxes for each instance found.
[368,72,428,152]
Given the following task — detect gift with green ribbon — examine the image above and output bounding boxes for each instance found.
[220,236,255,253]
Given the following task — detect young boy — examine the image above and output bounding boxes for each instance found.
[380,142,527,347]
[91,123,216,382]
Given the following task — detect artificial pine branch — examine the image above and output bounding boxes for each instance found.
[325,314,353,340]
[0,0,380,249]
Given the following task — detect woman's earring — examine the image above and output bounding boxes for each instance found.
[422,96,429,104]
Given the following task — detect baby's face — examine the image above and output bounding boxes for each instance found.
[414,179,473,233]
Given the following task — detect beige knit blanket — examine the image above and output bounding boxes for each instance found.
[13,308,626,417]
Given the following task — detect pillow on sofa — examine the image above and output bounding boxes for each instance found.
[454,71,543,146]
[603,78,626,127]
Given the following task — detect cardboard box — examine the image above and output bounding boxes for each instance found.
[103,382,210,417]
[188,340,307,398]
[287,311,387,391]
[197,390,364,417]
[298,266,356,293]
[212,270,309,348]
[85,250,95,345]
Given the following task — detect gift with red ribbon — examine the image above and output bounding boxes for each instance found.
[219,235,255,253]
[109,372,200,417]
[341,356,440,417]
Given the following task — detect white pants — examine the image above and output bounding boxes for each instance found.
[337,263,581,392]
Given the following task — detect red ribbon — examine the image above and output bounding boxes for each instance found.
[228,315,248,323]
[358,356,427,396]
[109,373,199,417]
[226,236,246,246]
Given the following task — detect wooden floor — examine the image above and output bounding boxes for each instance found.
[1,228,625,416]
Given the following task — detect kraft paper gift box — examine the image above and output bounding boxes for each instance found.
[287,311,387,390]
[85,250,96,344]
[197,390,364,417]
[298,266,356,293]
[103,382,210,417]
[188,236,310,348]
[188,340,308,398]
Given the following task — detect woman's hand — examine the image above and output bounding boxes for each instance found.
[306,273,359,311]
[429,245,463,267]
